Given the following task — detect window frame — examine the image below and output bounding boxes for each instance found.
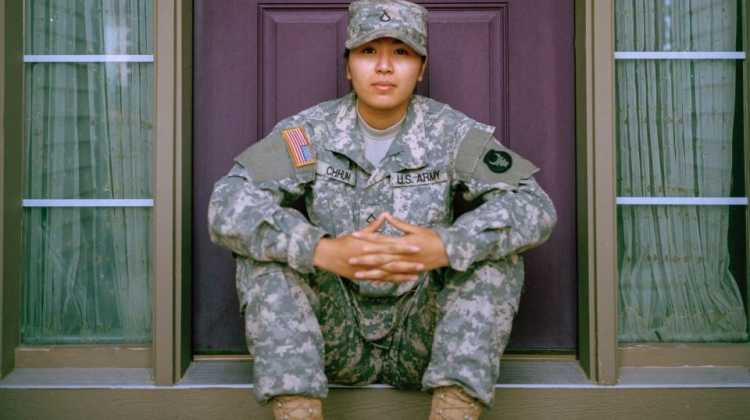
[610,0,750,367]
[575,0,618,384]
[1,0,24,378]
[0,0,192,384]
[18,26,156,358]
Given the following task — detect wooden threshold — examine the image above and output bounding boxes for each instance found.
[1,387,749,419]
[2,362,748,419]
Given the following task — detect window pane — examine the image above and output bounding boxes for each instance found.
[617,205,747,342]
[24,62,153,199]
[25,0,153,55]
[22,1,154,345]
[22,207,152,345]
[615,0,739,52]
[615,0,747,343]
[615,60,743,198]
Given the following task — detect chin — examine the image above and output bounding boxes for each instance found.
[361,95,408,111]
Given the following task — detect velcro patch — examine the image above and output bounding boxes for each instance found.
[317,161,356,186]
[390,168,448,187]
[455,127,539,186]
[235,128,316,182]
[282,127,316,168]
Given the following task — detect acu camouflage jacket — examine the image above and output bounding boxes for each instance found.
[208,92,557,297]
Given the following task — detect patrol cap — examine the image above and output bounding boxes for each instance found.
[345,0,428,57]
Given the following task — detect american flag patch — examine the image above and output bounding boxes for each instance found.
[281,127,316,168]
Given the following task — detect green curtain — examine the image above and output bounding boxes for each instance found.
[22,1,153,344]
[616,0,747,342]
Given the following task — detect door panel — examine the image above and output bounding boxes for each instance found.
[194,0,576,353]
[425,7,507,136]
[261,7,349,132]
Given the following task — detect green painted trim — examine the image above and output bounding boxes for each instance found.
[1,388,749,419]
[0,0,24,379]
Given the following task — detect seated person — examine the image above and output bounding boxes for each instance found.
[208,1,557,418]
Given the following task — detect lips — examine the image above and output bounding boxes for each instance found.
[371,81,396,91]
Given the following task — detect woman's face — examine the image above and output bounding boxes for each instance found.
[347,37,426,117]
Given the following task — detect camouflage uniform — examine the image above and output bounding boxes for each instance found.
[208,92,557,406]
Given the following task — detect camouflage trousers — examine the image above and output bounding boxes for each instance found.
[235,255,525,407]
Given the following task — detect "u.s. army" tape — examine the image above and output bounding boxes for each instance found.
[390,168,448,187]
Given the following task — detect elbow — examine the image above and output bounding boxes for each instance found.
[207,184,240,246]
[538,196,558,243]
[207,200,230,245]
[519,179,558,241]
[540,212,556,244]
[520,188,557,246]
[207,200,250,256]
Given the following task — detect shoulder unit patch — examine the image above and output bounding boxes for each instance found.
[483,149,513,173]
[455,127,539,186]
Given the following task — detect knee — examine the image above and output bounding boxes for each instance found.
[235,258,318,317]
[448,255,523,289]
[442,256,525,314]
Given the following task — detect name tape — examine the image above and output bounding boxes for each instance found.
[390,168,448,187]
[317,161,356,186]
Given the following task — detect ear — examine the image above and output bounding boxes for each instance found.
[417,57,428,82]
[346,61,352,80]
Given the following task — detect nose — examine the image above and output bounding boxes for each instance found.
[375,51,393,74]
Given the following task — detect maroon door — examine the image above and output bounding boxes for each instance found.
[194,0,576,354]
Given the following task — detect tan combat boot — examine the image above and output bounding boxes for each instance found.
[429,386,483,420]
[271,395,324,420]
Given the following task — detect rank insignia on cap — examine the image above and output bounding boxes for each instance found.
[281,127,316,168]
[483,149,513,173]
[380,10,391,22]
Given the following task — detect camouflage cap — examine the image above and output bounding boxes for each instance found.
[346,0,428,56]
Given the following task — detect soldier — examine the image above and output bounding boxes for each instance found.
[208,0,557,419]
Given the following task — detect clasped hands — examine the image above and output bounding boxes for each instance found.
[312,213,450,282]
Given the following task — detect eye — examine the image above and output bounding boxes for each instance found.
[361,46,376,54]
[394,48,410,56]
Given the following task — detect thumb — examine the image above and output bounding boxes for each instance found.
[383,213,419,233]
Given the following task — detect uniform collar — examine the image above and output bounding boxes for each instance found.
[324,92,430,175]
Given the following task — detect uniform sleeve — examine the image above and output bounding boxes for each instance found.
[207,129,327,274]
[433,127,557,272]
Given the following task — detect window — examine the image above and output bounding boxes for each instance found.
[615,0,747,343]
[21,0,154,345]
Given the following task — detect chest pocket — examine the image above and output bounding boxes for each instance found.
[390,166,451,227]
[310,160,357,234]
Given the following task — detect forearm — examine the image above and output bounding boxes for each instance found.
[208,174,327,274]
[434,179,557,271]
